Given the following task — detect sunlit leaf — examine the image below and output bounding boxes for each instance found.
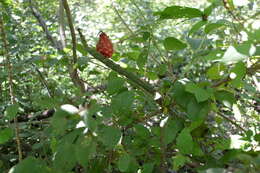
[176,128,193,154]
[156,6,203,20]
[163,37,187,51]
[4,104,19,120]
[0,128,14,144]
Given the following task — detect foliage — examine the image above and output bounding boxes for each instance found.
[0,0,259,172]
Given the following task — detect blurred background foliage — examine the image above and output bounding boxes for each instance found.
[0,0,259,172]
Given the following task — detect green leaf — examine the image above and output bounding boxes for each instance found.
[176,128,193,154]
[36,97,60,109]
[111,91,135,114]
[134,124,150,139]
[141,163,154,173]
[220,46,248,64]
[187,98,209,121]
[117,153,131,172]
[12,157,50,173]
[215,90,236,108]
[51,110,70,135]
[207,63,226,80]
[170,82,192,108]
[4,104,19,120]
[77,44,88,55]
[156,6,203,20]
[137,49,148,68]
[235,43,256,56]
[157,63,167,76]
[189,21,207,36]
[163,117,183,144]
[203,3,218,16]
[0,128,14,144]
[53,142,77,172]
[107,76,125,95]
[76,138,96,166]
[204,22,225,34]
[163,37,187,51]
[185,83,211,102]
[202,49,224,61]
[125,51,140,60]
[83,110,97,132]
[230,61,246,88]
[142,32,151,41]
[98,126,121,148]
[173,154,188,171]
[192,142,204,156]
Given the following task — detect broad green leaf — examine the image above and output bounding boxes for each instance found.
[220,46,247,64]
[12,157,50,173]
[188,21,207,36]
[156,6,203,20]
[76,138,96,166]
[146,71,158,80]
[157,63,167,76]
[163,117,183,144]
[117,153,131,172]
[230,61,246,88]
[98,126,121,148]
[207,63,226,80]
[170,82,192,108]
[141,163,154,173]
[83,110,97,131]
[163,37,187,51]
[134,124,150,139]
[187,98,209,120]
[235,43,256,56]
[111,91,135,114]
[192,142,204,156]
[173,154,189,171]
[53,142,77,172]
[204,22,225,34]
[215,90,236,108]
[202,49,224,61]
[185,83,211,102]
[107,76,125,95]
[0,128,14,144]
[176,128,193,154]
[51,110,70,135]
[4,104,19,120]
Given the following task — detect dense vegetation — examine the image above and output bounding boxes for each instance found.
[0,0,259,172]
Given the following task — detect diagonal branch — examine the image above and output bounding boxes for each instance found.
[78,28,156,96]
[62,0,85,92]
[29,0,62,51]
[29,0,85,93]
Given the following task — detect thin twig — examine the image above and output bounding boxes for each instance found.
[0,16,23,161]
[112,4,134,35]
[32,63,53,98]
[217,111,247,133]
